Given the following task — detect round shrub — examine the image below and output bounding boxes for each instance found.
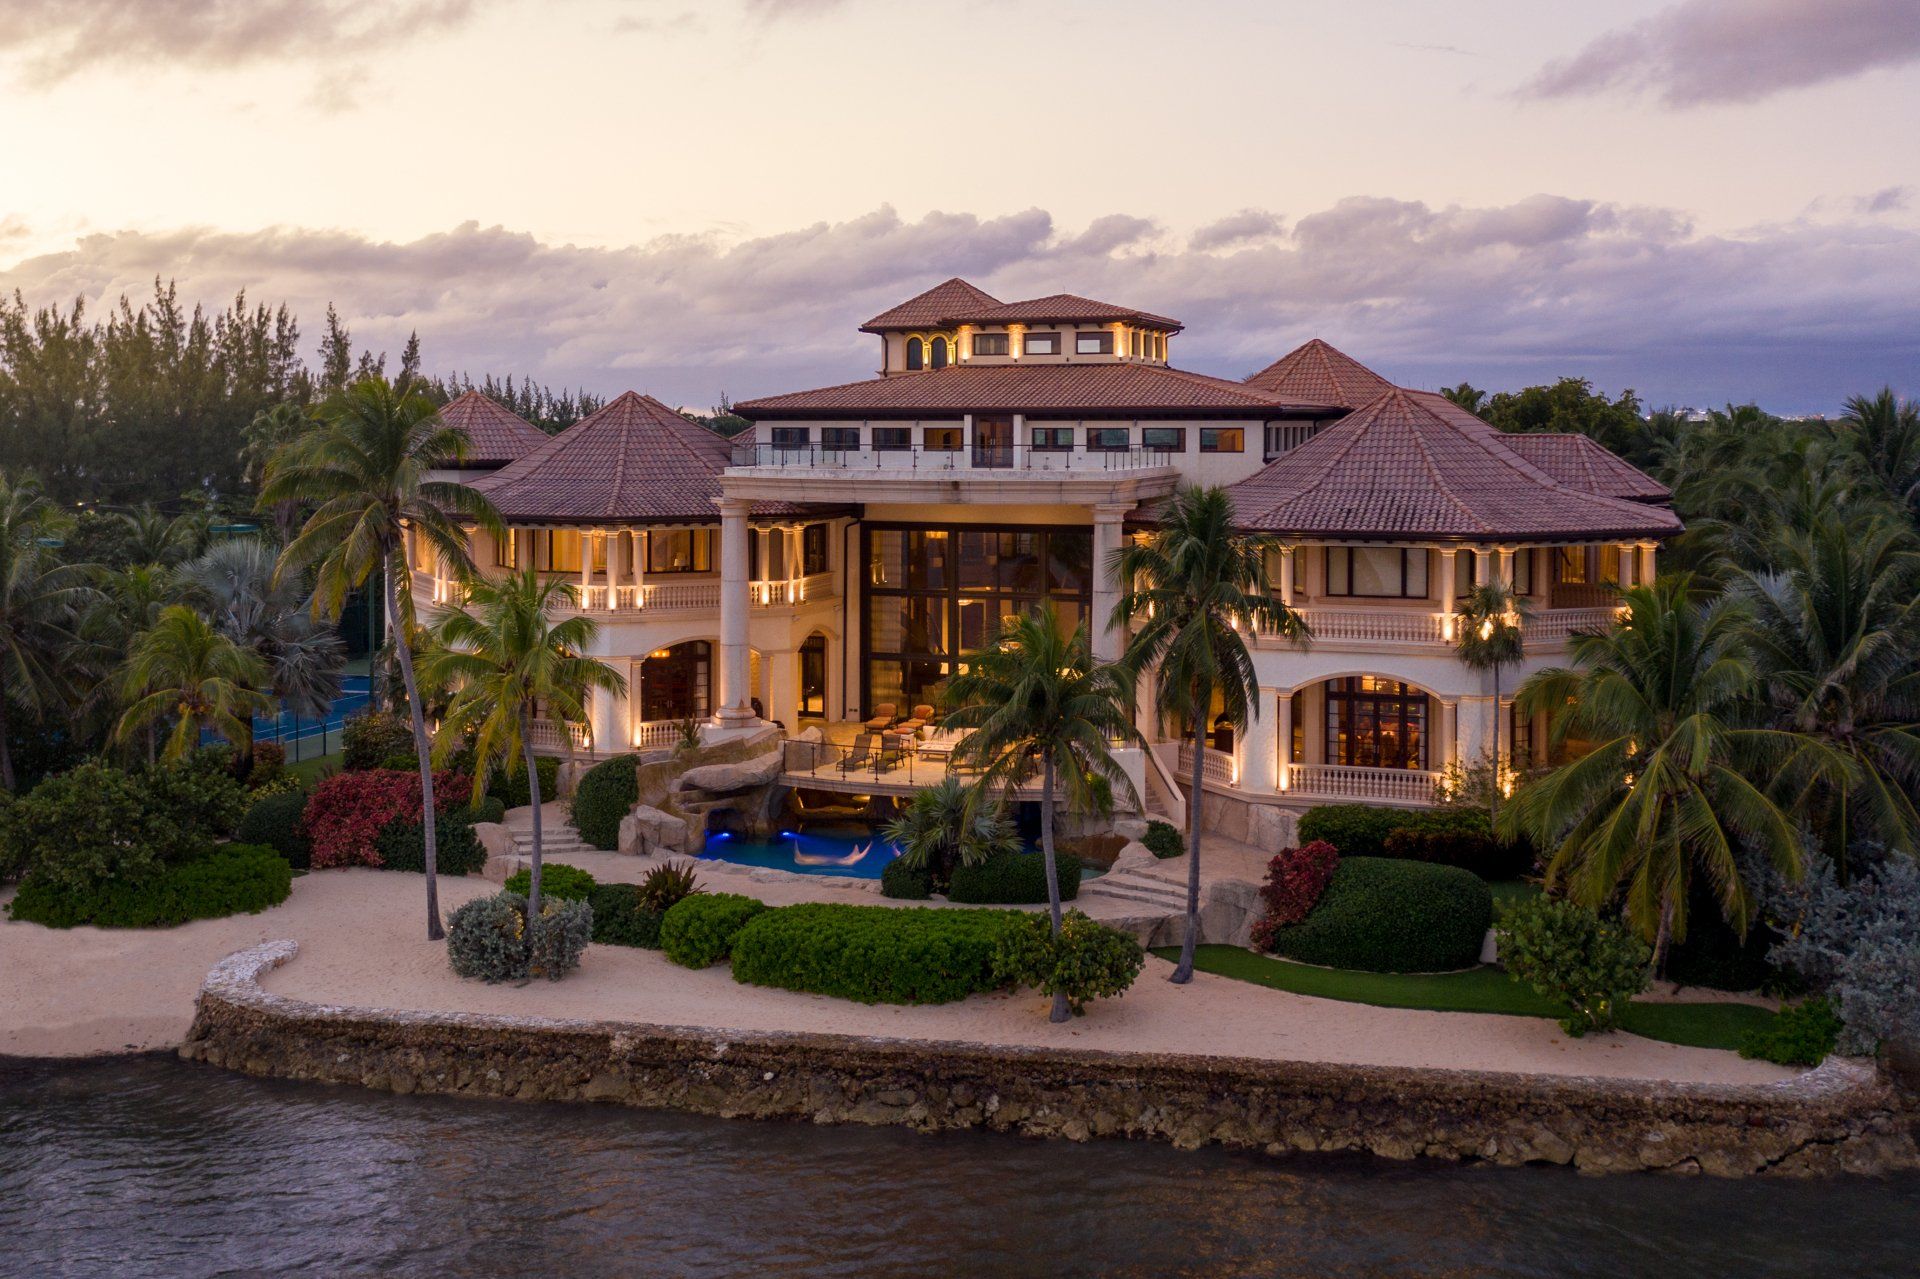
[1300,804,1531,879]
[6,843,293,930]
[1267,857,1492,973]
[1739,996,1841,1066]
[1249,841,1340,951]
[1496,895,1651,1036]
[660,892,766,968]
[991,910,1145,1015]
[588,882,664,948]
[730,902,1026,1004]
[570,754,640,849]
[462,796,507,827]
[342,711,415,771]
[1142,820,1184,860]
[489,756,560,810]
[947,851,1082,905]
[302,767,471,869]
[237,789,313,869]
[880,857,933,900]
[503,863,598,902]
[374,818,489,876]
[447,892,592,983]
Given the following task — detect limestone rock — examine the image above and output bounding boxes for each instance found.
[672,750,784,796]
[620,805,691,855]
[1247,804,1296,853]
[1109,841,1159,874]
[796,725,824,743]
[1112,817,1151,842]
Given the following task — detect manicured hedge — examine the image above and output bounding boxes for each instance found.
[947,851,1082,904]
[880,857,933,900]
[372,816,489,876]
[489,756,560,810]
[1265,856,1492,973]
[571,754,640,849]
[504,863,598,902]
[237,789,313,869]
[730,902,1027,1004]
[342,711,415,771]
[660,893,766,968]
[1299,804,1532,879]
[6,844,292,929]
[588,883,664,948]
[463,796,508,827]
[1143,821,1184,860]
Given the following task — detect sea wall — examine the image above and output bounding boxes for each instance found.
[182,942,1920,1178]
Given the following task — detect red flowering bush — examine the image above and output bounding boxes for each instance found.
[1249,840,1340,951]
[302,768,471,869]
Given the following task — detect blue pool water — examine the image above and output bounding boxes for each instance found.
[201,675,372,750]
[699,826,903,879]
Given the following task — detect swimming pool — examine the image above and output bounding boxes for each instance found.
[699,824,904,879]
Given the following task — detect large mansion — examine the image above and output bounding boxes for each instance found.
[408,278,1679,826]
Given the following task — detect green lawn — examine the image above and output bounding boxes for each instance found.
[1152,944,1774,1052]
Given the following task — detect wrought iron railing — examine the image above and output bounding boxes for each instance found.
[729,442,1177,472]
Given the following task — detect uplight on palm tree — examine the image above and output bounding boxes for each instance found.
[944,604,1140,1022]
[1455,578,1531,818]
[114,605,274,763]
[261,375,503,939]
[423,569,625,927]
[1502,576,1844,969]
[1113,484,1306,985]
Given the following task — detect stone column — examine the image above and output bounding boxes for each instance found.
[1617,542,1637,590]
[1274,688,1294,793]
[589,679,626,756]
[767,647,799,731]
[1438,699,1459,770]
[715,498,757,725]
[1091,503,1130,663]
[1495,546,1515,590]
[579,529,594,608]
[1639,541,1658,585]
[1278,546,1295,606]
[633,530,648,605]
[1238,688,1278,795]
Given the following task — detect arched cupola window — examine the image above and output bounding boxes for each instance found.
[905,336,924,371]
[930,336,949,369]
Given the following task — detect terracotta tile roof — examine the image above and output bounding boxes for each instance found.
[1501,432,1672,502]
[860,278,1001,332]
[1226,387,1682,542]
[472,392,809,523]
[944,293,1183,332]
[735,362,1335,419]
[1244,339,1397,409]
[436,390,550,468]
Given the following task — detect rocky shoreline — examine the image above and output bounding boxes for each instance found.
[181,941,1920,1177]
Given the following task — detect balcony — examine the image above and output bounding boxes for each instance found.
[1282,764,1440,806]
[417,570,837,616]
[1256,603,1619,649]
[728,442,1177,475]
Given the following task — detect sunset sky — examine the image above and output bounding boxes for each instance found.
[2,0,1917,412]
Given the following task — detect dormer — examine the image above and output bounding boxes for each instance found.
[862,279,1183,375]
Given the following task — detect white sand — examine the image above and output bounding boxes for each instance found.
[1,869,1794,1086]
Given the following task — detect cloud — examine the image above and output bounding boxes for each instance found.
[1522,0,1920,106]
[742,0,848,18]
[1857,186,1912,214]
[1190,210,1287,253]
[0,1,487,84]
[3,197,1915,413]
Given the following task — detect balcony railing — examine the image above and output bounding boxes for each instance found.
[527,718,591,755]
[1257,602,1621,648]
[729,442,1177,474]
[1283,764,1440,805]
[1175,742,1237,787]
[418,570,838,615]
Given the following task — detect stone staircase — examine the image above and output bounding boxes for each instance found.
[506,819,592,860]
[1077,866,1190,914]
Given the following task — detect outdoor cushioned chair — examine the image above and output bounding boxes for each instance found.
[894,702,938,734]
[863,703,898,732]
[837,731,882,773]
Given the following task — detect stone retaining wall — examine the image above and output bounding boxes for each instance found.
[181,942,1920,1178]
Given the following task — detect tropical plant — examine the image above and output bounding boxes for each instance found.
[879,775,1022,892]
[260,374,502,939]
[421,568,624,937]
[242,401,316,543]
[1440,382,1486,415]
[943,604,1141,1021]
[176,537,346,717]
[1454,580,1530,823]
[1733,511,1920,870]
[0,471,91,790]
[1113,484,1306,984]
[1839,387,1920,516]
[1766,854,1920,1055]
[114,606,274,763]
[990,910,1146,1016]
[1496,895,1651,1037]
[1501,577,1838,968]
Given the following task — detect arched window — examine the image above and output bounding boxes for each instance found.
[639,641,711,724]
[930,336,949,369]
[905,336,923,371]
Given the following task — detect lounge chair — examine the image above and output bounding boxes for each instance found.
[837,731,882,773]
[863,702,898,732]
[894,702,938,734]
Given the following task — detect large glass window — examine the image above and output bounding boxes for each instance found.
[799,634,827,718]
[638,641,710,723]
[971,333,1009,357]
[822,427,859,449]
[905,337,924,371]
[1327,546,1428,598]
[1023,331,1059,355]
[873,426,911,451]
[1075,331,1113,355]
[930,336,949,369]
[1200,427,1244,453]
[803,523,829,575]
[1031,426,1073,451]
[1088,427,1130,451]
[862,523,1093,716]
[1324,677,1429,769]
[648,528,713,574]
[924,426,963,451]
[1142,427,1185,452]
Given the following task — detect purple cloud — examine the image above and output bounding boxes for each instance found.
[1523,0,1920,106]
[1190,210,1287,253]
[3,198,1914,414]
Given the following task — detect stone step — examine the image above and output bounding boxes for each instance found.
[1079,873,1190,910]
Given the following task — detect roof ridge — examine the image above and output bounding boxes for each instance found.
[1388,390,1496,535]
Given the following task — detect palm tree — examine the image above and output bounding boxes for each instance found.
[1840,387,1920,515]
[0,471,91,790]
[1501,576,1842,969]
[177,538,346,718]
[1441,382,1487,415]
[261,375,503,940]
[422,569,624,926]
[880,775,1022,891]
[115,605,274,763]
[1455,579,1531,822]
[117,502,203,567]
[1113,484,1306,984]
[75,561,177,763]
[943,605,1140,1021]
[244,402,315,544]
[1734,512,1920,872]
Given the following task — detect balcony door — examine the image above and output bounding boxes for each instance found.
[972,416,1013,468]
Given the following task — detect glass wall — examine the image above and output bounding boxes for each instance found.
[861,523,1092,715]
[1324,676,1429,769]
[638,641,710,723]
